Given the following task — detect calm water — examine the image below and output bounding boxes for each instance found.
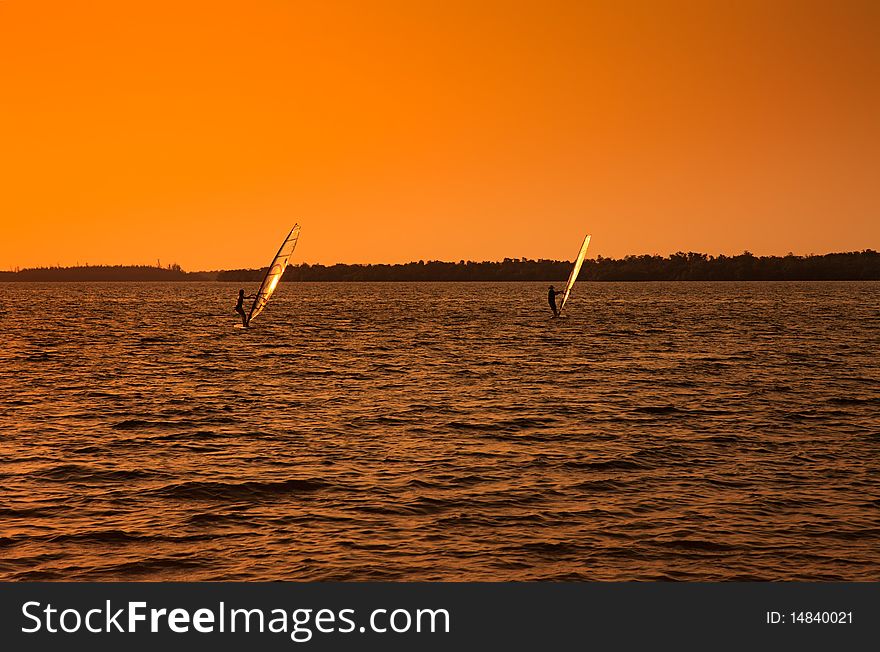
[1,281,878,581]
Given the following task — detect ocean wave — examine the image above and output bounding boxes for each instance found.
[33,463,156,483]
[149,478,332,501]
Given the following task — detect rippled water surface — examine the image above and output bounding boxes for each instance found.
[1,281,879,580]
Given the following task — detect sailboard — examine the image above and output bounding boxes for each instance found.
[558,234,591,315]
[246,225,301,326]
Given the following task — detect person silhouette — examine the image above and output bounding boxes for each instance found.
[548,285,563,317]
[234,289,255,327]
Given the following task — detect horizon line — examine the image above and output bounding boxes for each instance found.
[4,248,879,273]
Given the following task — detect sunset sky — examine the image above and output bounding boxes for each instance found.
[1,0,878,270]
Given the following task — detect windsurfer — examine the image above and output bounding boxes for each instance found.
[235,289,255,327]
[548,285,563,317]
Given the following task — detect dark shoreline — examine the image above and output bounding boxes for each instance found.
[2,250,878,282]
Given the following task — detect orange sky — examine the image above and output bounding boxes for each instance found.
[1,0,878,269]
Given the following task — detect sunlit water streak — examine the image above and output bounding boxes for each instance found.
[1,281,878,580]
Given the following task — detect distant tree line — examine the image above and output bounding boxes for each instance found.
[2,251,878,282]
[0,264,213,281]
[584,250,880,281]
[221,250,880,281]
[216,259,575,282]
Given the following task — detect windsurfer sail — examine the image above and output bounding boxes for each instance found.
[245,225,301,326]
[558,234,591,315]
